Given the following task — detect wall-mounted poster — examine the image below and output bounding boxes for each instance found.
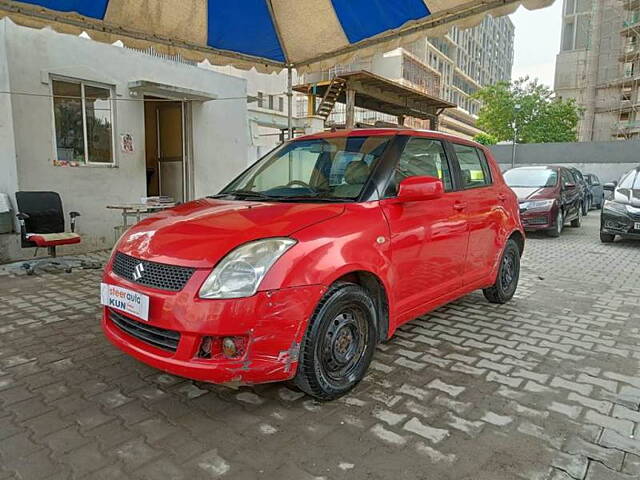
[120,133,134,153]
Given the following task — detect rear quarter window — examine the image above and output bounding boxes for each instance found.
[452,143,493,189]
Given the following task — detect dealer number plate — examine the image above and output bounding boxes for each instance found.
[100,283,149,321]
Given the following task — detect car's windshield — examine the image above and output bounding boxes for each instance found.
[218,136,392,201]
[503,168,558,188]
[619,169,640,189]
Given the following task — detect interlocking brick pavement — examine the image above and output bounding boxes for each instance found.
[1,213,640,479]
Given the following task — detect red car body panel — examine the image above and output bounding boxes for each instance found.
[517,186,561,231]
[102,129,524,385]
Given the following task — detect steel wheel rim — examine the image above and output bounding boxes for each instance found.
[557,211,563,234]
[321,307,369,382]
[500,250,517,291]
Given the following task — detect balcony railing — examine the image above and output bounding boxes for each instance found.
[617,120,640,130]
[400,53,441,97]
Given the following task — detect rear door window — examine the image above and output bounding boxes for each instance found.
[561,169,575,187]
[386,138,454,195]
[451,144,492,189]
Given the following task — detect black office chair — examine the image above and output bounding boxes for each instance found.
[15,191,82,274]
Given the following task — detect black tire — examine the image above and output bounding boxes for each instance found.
[600,231,615,243]
[294,282,377,401]
[548,210,563,238]
[582,198,589,216]
[570,209,582,228]
[483,239,521,304]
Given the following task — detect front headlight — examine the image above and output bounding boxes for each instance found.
[521,199,555,210]
[603,201,627,214]
[199,238,296,299]
[627,204,640,215]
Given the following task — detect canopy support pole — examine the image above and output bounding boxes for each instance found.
[287,66,293,140]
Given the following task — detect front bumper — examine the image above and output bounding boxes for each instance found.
[601,208,640,239]
[101,267,325,385]
[520,209,554,231]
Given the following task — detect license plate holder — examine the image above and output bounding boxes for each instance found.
[100,283,149,321]
[635,222,640,230]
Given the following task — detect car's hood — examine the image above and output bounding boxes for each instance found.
[614,188,640,207]
[115,199,345,268]
[511,186,556,201]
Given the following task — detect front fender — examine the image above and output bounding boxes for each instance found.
[260,202,392,293]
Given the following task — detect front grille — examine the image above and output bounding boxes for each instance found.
[113,252,195,291]
[109,309,180,352]
[627,211,640,222]
[523,216,548,226]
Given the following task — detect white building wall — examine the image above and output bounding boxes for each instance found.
[0,21,18,206]
[0,19,248,260]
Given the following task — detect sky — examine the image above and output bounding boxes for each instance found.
[509,1,564,88]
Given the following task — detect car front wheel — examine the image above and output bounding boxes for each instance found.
[600,231,615,243]
[548,210,563,238]
[483,239,521,304]
[294,282,377,400]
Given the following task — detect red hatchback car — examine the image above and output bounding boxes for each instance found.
[101,129,524,400]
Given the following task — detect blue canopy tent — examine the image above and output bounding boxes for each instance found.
[0,0,555,134]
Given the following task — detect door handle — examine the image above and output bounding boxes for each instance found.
[453,202,467,211]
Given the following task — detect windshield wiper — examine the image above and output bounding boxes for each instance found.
[209,190,275,200]
[269,195,353,203]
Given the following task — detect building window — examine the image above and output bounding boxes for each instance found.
[575,15,591,49]
[268,94,274,110]
[562,20,575,51]
[257,91,264,108]
[52,78,114,164]
[565,0,576,15]
[278,97,284,112]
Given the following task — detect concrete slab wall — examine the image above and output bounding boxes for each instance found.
[0,20,248,262]
[490,141,640,183]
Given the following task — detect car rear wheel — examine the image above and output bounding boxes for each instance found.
[600,231,615,243]
[483,239,521,304]
[294,282,377,400]
[570,209,582,228]
[548,210,563,238]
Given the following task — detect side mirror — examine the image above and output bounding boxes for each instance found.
[603,182,616,192]
[396,176,444,202]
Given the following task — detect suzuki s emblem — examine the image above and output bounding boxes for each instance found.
[132,263,145,281]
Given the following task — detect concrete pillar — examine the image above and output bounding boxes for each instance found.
[345,87,356,129]
[307,94,316,116]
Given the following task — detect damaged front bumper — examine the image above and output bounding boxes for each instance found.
[101,267,325,385]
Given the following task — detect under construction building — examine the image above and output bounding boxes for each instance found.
[555,0,640,141]
[296,15,515,140]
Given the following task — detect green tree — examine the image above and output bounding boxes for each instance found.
[473,132,498,145]
[473,77,580,144]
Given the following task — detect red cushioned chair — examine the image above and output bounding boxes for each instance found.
[15,191,81,274]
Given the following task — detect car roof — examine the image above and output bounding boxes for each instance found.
[293,128,485,148]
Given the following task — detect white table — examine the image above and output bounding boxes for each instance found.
[106,203,176,229]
